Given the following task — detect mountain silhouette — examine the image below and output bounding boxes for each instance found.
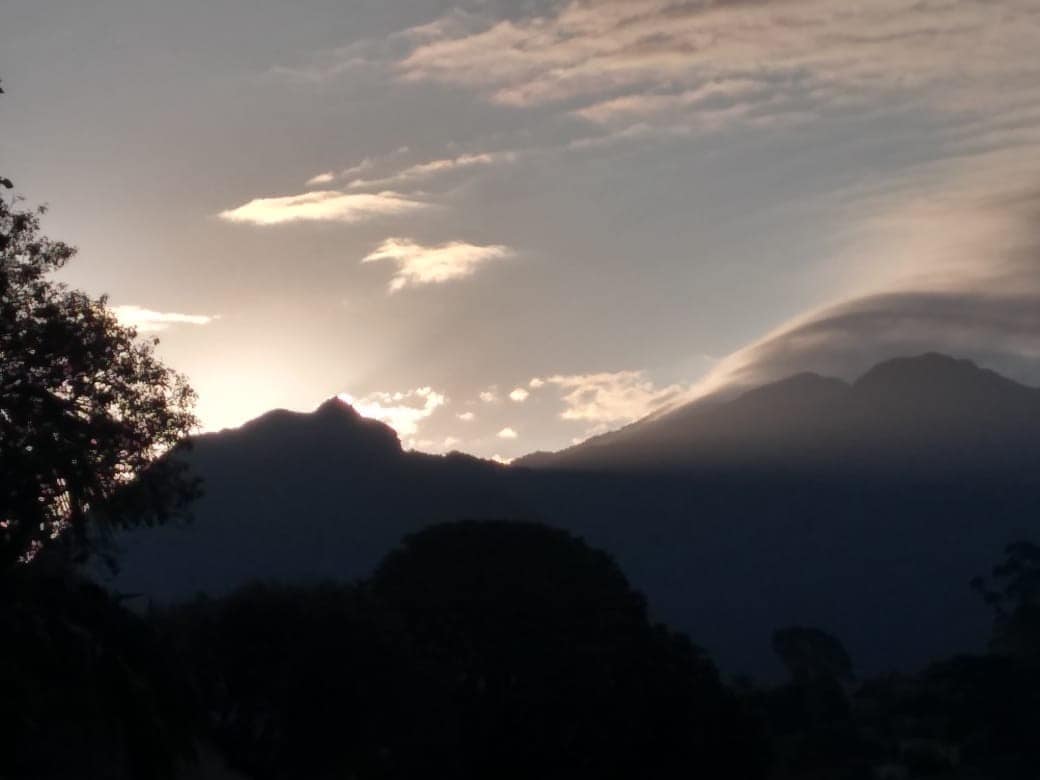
[515,353,1040,475]
[104,354,1040,677]
[107,396,525,601]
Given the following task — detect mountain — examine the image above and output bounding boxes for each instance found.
[107,398,525,601]
[104,354,1040,677]
[515,353,1040,476]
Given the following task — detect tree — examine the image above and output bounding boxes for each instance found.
[0,567,200,779]
[772,626,854,685]
[158,582,431,780]
[166,521,769,779]
[369,520,768,780]
[0,135,198,568]
[767,628,860,775]
[971,541,1040,659]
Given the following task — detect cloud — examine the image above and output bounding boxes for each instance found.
[571,422,610,446]
[362,238,512,292]
[348,151,515,190]
[457,411,476,421]
[508,387,530,402]
[305,172,335,186]
[397,0,1040,132]
[572,78,766,125]
[342,161,373,179]
[111,305,216,333]
[497,427,518,439]
[337,386,445,436]
[300,147,522,199]
[443,436,462,449]
[479,389,498,403]
[218,190,427,226]
[687,162,1040,396]
[305,147,412,187]
[267,33,404,83]
[546,370,684,423]
[240,1,1040,451]
[699,291,1040,394]
[490,453,513,465]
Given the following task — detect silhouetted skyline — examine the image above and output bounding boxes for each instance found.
[107,354,1040,676]
[3,1,1039,459]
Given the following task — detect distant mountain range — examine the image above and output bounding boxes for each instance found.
[517,353,1040,475]
[105,354,1040,677]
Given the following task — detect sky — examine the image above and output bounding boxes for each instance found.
[2,0,1040,460]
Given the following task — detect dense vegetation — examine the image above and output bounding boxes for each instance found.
[158,521,767,779]
[6,526,1040,779]
[0,144,197,570]
[0,567,198,779]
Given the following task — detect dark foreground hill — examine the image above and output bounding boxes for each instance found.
[104,354,1040,677]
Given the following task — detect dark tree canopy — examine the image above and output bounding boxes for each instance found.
[972,541,1040,660]
[0,568,199,779]
[772,626,854,684]
[0,174,198,568]
[371,520,767,779]
[166,521,769,780]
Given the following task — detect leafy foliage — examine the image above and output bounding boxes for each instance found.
[163,521,770,780]
[0,568,199,779]
[772,626,854,684]
[371,520,769,779]
[972,541,1040,659]
[0,178,198,568]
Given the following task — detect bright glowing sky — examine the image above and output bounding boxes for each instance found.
[3,0,1040,460]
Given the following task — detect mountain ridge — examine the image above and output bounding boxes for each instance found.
[514,353,1040,473]
[104,352,1040,676]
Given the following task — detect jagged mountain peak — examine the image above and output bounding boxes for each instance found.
[194,396,403,463]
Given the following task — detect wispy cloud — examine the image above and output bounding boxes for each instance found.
[235,0,1040,449]
[688,154,1040,396]
[457,411,476,422]
[397,0,1040,131]
[111,305,217,333]
[218,190,428,226]
[572,78,771,128]
[497,426,518,439]
[699,290,1040,395]
[508,387,530,402]
[362,238,512,292]
[348,151,515,190]
[479,389,498,403]
[304,147,411,188]
[305,172,335,187]
[301,146,518,200]
[337,386,445,437]
[546,370,684,424]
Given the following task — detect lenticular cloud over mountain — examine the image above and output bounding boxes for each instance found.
[689,169,1040,399]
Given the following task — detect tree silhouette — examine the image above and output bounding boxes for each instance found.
[167,521,769,779]
[972,541,1040,660]
[0,568,199,779]
[772,626,854,685]
[158,581,431,780]
[0,150,198,568]
[767,627,860,774]
[370,520,768,779]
